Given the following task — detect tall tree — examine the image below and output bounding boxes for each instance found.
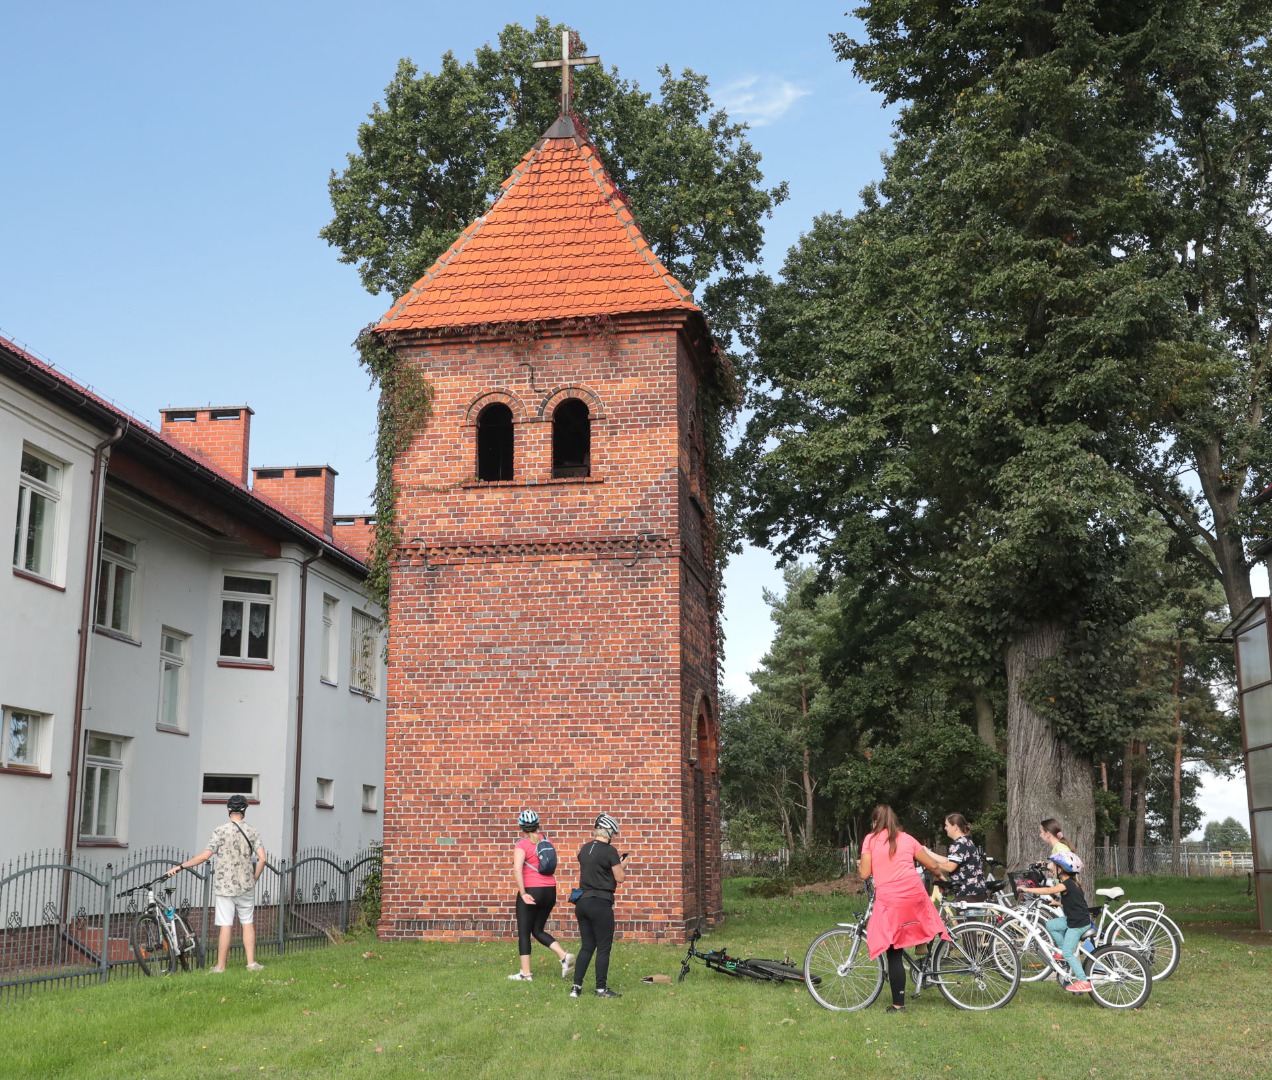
[743,2,1191,863]
[747,565,835,850]
[1136,2,1272,614]
[322,17,787,347]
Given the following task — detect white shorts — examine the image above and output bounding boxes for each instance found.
[214,892,256,926]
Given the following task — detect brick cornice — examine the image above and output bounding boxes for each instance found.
[395,532,671,568]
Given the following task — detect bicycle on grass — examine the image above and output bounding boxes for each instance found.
[679,921,808,984]
[948,886,1153,1009]
[803,885,1022,1012]
[116,876,201,976]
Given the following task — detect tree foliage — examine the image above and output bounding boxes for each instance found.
[323,17,788,347]
[1203,816,1252,851]
[737,1,1263,862]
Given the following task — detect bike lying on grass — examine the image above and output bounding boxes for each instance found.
[679,921,809,985]
[116,876,201,976]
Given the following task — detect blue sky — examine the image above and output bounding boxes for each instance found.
[0,2,1248,831]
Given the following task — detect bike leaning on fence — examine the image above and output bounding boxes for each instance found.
[116,876,200,975]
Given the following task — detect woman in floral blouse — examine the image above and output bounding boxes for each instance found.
[930,813,986,901]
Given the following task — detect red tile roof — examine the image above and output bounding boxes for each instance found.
[0,334,367,569]
[377,115,699,332]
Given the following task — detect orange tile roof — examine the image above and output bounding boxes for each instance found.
[376,115,699,332]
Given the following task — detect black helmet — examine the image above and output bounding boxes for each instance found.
[226,794,249,814]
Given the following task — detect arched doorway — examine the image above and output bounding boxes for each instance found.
[689,695,717,924]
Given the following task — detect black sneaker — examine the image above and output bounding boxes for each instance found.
[594,988,622,999]
[568,985,582,998]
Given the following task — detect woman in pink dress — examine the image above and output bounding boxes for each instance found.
[857,804,949,1012]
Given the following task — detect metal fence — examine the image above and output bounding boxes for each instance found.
[1090,844,1255,877]
[0,844,380,999]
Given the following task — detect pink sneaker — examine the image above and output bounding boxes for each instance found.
[1065,980,1092,993]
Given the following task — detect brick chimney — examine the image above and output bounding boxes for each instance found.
[332,514,376,560]
[252,466,337,539]
[160,406,253,485]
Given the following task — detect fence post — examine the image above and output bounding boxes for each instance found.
[341,861,352,933]
[100,862,114,985]
[277,859,288,955]
[1113,846,1118,877]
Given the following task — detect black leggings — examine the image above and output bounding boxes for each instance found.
[886,946,906,1006]
[573,896,615,990]
[515,887,558,955]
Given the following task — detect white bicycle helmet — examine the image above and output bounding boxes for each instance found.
[594,813,619,835]
[517,809,540,829]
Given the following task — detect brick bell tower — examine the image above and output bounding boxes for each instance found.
[374,106,724,943]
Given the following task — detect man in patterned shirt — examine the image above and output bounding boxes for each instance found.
[167,793,267,972]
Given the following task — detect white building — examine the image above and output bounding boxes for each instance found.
[1,335,385,869]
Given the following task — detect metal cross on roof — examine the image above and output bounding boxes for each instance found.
[532,30,599,116]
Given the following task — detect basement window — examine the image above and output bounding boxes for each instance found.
[552,399,591,478]
[476,403,514,481]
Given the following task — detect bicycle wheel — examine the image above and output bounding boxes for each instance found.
[1111,914,1179,982]
[935,922,1020,1011]
[175,918,199,972]
[803,927,884,1012]
[131,913,177,976]
[1085,944,1151,1010]
[744,959,808,983]
[998,918,1053,982]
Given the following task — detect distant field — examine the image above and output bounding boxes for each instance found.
[0,877,1265,1079]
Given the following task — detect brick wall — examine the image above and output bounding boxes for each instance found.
[160,406,253,485]
[380,315,721,942]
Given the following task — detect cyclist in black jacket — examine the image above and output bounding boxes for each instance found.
[570,813,626,999]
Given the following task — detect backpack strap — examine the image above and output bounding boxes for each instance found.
[232,821,255,859]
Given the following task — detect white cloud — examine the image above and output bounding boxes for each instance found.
[718,75,809,127]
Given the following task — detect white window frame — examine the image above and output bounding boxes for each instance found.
[219,573,275,663]
[362,784,378,813]
[79,732,127,842]
[13,445,63,581]
[349,609,380,699]
[201,774,258,802]
[2,705,50,772]
[320,595,339,684]
[96,531,139,637]
[157,627,189,731]
[316,777,334,808]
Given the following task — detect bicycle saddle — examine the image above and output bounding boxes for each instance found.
[1095,887,1124,900]
[985,880,1007,895]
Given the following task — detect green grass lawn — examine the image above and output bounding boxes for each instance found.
[0,876,1265,1079]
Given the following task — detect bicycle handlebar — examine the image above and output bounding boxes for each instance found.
[114,875,179,898]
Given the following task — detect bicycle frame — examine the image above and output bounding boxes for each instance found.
[1090,890,1186,945]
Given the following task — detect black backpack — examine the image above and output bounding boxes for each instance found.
[533,837,558,877]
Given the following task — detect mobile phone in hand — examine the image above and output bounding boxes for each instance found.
[620,852,630,861]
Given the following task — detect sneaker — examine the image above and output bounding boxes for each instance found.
[507,972,533,981]
[1052,953,1065,962]
[208,967,225,975]
[561,952,575,979]
[594,988,622,999]
[569,984,582,998]
[246,962,264,972]
[1065,980,1092,993]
